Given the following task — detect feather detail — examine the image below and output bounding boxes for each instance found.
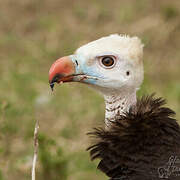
[87,94,180,180]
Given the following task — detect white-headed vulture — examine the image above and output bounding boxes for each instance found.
[49,34,180,180]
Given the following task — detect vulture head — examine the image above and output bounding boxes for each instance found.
[49,34,144,126]
[49,34,143,92]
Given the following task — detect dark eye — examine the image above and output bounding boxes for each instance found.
[101,56,115,67]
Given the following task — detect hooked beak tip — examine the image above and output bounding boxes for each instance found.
[50,83,54,91]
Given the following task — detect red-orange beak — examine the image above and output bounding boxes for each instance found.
[49,56,75,91]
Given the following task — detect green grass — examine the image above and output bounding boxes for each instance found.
[0,0,180,179]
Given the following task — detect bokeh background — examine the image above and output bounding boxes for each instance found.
[0,0,180,179]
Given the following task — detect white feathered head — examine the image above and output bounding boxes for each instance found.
[49,34,144,95]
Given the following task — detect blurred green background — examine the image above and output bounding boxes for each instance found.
[0,0,180,179]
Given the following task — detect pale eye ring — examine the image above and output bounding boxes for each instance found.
[100,56,116,68]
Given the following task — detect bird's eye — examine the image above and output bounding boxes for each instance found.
[101,56,115,68]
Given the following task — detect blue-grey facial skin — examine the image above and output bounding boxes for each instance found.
[70,54,105,85]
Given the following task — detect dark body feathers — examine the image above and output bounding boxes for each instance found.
[87,95,180,180]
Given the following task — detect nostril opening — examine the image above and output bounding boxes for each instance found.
[75,60,78,66]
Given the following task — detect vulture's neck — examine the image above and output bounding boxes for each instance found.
[104,90,137,126]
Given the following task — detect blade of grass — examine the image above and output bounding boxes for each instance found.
[32,121,39,180]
